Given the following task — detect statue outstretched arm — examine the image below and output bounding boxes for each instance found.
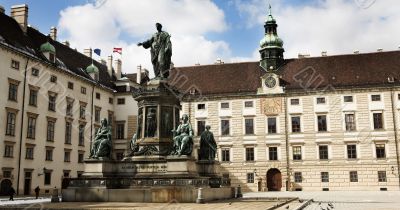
[139,36,154,49]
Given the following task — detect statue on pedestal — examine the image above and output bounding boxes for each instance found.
[171,114,193,156]
[199,125,217,160]
[138,23,172,79]
[89,118,112,159]
[146,108,157,137]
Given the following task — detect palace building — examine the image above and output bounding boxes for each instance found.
[0,3,400,195]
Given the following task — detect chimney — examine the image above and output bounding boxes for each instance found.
[0,5,5,14]
[107,55,113,76]
[50,26,57,41]
[83,48,92,58]
[353,50,359,54]
[298,53,310,58]
[136,65,142,84]
[62,41,70,47]
[115,59,122,80]
[321,51,327,57]
[11,4,28,33]
[377,48,383,52]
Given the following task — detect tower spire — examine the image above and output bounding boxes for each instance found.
[259,4,284,71]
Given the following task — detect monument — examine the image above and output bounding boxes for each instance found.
[61,23,232,203]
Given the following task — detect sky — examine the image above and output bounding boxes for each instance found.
[0,0,400,75]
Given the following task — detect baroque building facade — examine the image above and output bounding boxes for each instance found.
[1,4,400,195]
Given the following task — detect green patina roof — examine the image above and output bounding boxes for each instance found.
[86,64,99,74]
[260,34,283,48]
[40,41,56,53]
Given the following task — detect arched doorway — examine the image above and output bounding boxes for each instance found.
[0,179,12,196]
[267,168,282,191]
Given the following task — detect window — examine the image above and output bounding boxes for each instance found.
[294,172,302,183]
[349,171,358,182]
[321,172,329,182]
[107,97,113,104]
[63,171,70,178]
[47,120,55,141]
[11,59,20,69]
[45,149,53,161]
[49,53,55,62]
[27,116,37,139]
[50,75,57,83]
[221,102,229,109]
[221,120,230,136]
[293,146,302,160]
[221,148,230,162]
[81,87,86,94]
[78,153,84,163]
[79,124,85,146]
[269,147,278,160]
[398,94,400,100]
[197,120,206,136]
[44,172,51,185]
[267,117,277,134]
[291,116,301,133]
[48,95,56,111]
[245,147,254,161]
[68,82,74,89]
[376,144,386,159]
[26,147,34,159]
[344,96,353,103]
[347,145,357,159]
[6,112,16,136]
[317,115,327,132]
[96,92,100,99]
[245,118,254,135]
[3,171,11,178]
[95,108,101,123]
[371,94,381,101]
[29,89,38,106]
[8,83,18,101]
[244,101,254,108]
[4,145,13,157]
[116,123,125,139]
[247,173,254,183]
[316,97,326,104]
[64,151,70,162]
[80,105,86,119]
[65,122,72,144]
[108,112,113,127]
[319,145,328,160]
[373,113,383,129]
[31,68,39,76]
[290,98,299,105]
[66,101,73,117]
[378,171,387,182]
[117,98,125,105]
[345,113,356,131]
[197,104,205,110]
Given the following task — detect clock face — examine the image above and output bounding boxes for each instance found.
[265,76,276,88]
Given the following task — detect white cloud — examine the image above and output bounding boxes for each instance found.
[58,0,229,75]
[235,0,400,58]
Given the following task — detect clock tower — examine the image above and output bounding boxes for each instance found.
[259,5,284,72]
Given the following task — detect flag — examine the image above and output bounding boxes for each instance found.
[113,47,122,55]
[93,48,101,56]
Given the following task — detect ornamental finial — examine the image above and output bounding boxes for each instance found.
[269,4,272,15]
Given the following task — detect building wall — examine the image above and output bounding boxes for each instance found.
[183,89,400,192]
[0,46,120,195]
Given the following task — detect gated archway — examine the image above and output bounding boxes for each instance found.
[0,179,12,196]
[266,168,282,191]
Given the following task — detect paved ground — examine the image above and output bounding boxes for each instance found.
[245,191,400,210]
[1,191,400,210]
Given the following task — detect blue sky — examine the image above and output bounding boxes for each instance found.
[1,0,399,74]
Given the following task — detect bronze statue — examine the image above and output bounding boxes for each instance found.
[146,108,157,137]
[199,125,217,160]
[138,23,172,79]
[171,114,193,156]
[89,118,112,159]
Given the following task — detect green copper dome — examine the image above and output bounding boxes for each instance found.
[40,42,56,54]
[86,64,99,74]
[260,34,283,48]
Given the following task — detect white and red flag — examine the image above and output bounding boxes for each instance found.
[113,47,122,54]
